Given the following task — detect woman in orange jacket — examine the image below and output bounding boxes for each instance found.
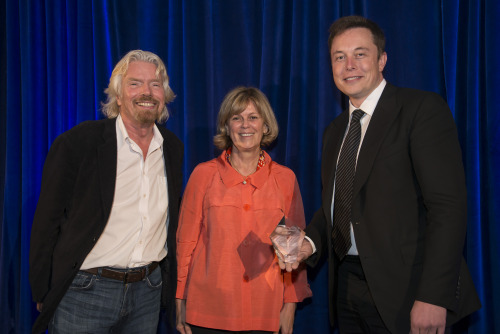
[176,87,312,334]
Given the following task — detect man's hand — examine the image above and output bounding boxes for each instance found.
[410,300,447,334]
[277,237,313,272]
[273,302,296,334]
[36,303,43,312]
[176,298,192,334]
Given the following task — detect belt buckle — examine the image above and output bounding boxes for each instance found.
[124,271,140,284]
[124,269,143,283]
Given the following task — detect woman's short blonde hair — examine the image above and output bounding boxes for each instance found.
[101,50,175,123]
[213,87,279,150]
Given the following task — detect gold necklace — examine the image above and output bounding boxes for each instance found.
[230,156,257,185]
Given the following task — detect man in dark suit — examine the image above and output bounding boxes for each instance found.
[279,16,480,333]
[29,50,183,333]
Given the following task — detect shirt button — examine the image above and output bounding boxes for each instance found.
[243,204,250,211]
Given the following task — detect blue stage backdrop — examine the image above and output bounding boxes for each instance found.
[1,0,499,333]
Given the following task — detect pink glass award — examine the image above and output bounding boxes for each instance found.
[270,225,303,263]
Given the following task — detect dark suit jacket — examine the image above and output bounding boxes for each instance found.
[29,118,184,333]
[306,83,480,333]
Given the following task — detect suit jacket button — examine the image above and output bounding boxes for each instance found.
[73,262,78,268]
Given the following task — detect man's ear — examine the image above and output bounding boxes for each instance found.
[378,52,387,72]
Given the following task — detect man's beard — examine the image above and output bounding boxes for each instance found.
[135,109,160,123]
[133,96,162,124]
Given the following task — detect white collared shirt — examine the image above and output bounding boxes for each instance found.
[330,79,387,255]
[81,114,169,269]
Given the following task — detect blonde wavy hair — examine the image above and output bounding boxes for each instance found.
[101,50,175,123]
[213,87,279,150]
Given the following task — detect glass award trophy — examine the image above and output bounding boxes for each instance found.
[270,218,304,263]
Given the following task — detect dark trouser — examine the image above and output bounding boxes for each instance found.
[336,255,391,334]
[335,256,452,334]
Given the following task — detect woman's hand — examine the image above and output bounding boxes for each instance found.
[176,298,192,334]
[274,302,297,334]
[277,232,313,272]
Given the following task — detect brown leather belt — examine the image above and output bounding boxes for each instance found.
[82,262,159,284]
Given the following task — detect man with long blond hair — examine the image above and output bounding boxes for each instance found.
[29,50,183,333]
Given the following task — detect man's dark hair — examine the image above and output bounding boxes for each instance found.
[328,16,386,58]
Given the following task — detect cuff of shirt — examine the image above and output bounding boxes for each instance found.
[304,235,316,254]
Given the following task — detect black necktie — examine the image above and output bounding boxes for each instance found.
[332,109,364,260]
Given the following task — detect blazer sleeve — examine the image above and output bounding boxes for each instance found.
[304,208,329,268]
[282,177,312,303]
[29,133,78,302]
[304,120,337,268]
[409,92,468,310]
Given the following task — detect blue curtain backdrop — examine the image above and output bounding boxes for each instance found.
[1,0,499,333]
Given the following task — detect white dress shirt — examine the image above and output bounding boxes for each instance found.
[81,115,169,269]
[330,79,386,255]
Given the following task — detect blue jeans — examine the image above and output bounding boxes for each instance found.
[49,265,162,333]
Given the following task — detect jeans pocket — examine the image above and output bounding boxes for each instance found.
[146,267,163,289]
[69,271,96,290]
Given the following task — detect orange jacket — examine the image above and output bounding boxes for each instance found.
[176,151,312,331]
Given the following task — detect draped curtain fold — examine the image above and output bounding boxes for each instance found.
[1,0,498,332]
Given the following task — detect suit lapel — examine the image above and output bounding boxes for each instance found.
[353,83,401,196]
[97,118,118,216]
[322,111,349,225]
[162,135,176,204]
[159,127,182,235]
